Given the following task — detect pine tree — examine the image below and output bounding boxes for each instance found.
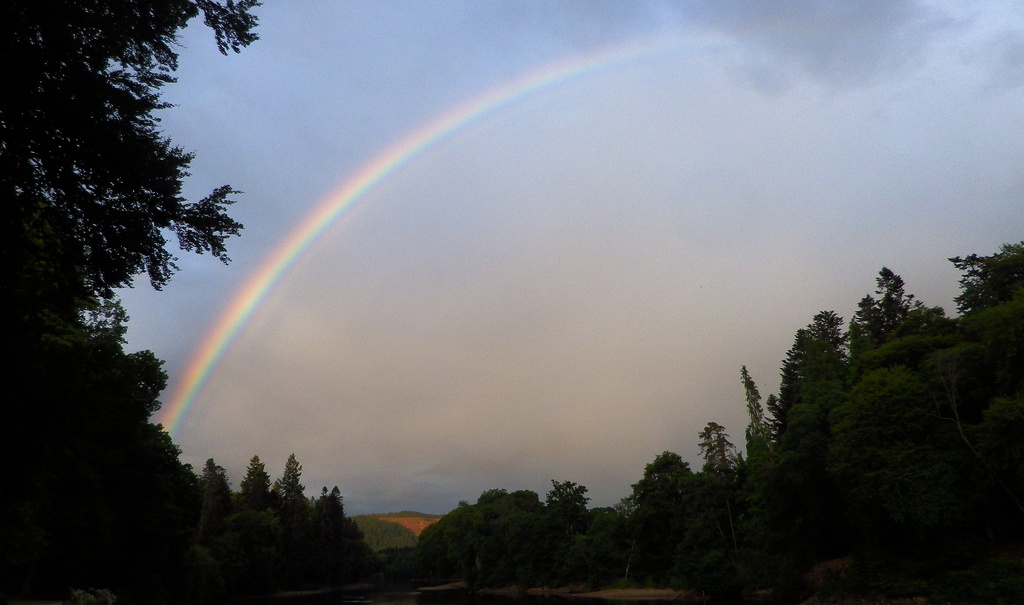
[741,366,772,455]
[240,455,272,512]
[197,458,233,545]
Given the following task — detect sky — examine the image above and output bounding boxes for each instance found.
[120,1,1024,515]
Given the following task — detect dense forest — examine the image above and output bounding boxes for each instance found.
[187,454,374,601]
[416,250,1024,603]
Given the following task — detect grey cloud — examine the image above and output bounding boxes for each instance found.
[482,0,659,46]
[134,1,1024,516]
[980,31,1024,91]
[670,0,953,85]
[453,1,955,87]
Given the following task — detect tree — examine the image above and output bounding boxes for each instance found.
[220,509,282,596]
[693,423,741,576]
[276,454,310,588]
[951,241,1024,314]
[771,329,809,441]
[698,423,737,473]
[545,480,591,584]
[770,311,848,442]
[741,366,771,456]
[1,3,260,600]
[974,394,1024,524]
[626,452,693,583]
[416,501,483,584]
[829,367,966,540]
[763,323,850,567]
[546,480,590,539]
[197,458,233,546]
[278,454,305,505]
[852,267,921,347]
[309,487,371,587]
[1,298,203,602]
[239,455,272,513]
[807,310,849,358]
[1,0,258,302]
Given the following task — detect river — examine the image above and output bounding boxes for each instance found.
[237,586,720,605]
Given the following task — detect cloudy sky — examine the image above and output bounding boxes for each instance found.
[120,1,1024,515]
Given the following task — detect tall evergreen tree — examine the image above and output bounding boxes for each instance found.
[769,311,847,443]
[311,486,370,587]
[852,267,921,347]
[741,366,772,456]
[240,455,272,513]
[278,454,305,505]
[699,423,737,473]
[277,454,310,588]
[197,458,233,546]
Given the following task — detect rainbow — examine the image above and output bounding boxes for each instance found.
[157,38,675,437]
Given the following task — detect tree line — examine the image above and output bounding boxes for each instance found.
[188,454,373,602]
[416,246,1024,603]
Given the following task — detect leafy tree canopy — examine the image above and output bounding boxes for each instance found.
[952,241,1024,314]
[1,0,259,301]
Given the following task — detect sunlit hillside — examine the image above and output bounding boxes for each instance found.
[354,511,443,550]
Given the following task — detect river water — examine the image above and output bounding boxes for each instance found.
[239,586,699,605]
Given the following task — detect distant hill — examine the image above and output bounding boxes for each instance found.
[353,511,442,550]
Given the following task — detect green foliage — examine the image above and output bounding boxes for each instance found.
[418,486,606,589]
[181,545,225,605]
[930,551,1024,604]
[197,459,233,545]
[2,2,259,601]
[964,288,1024,395]
[952,241,1024,314]
[185,456,375,599]
[852,267,922,347]
[69,588,117,605]
[218,509,282,596]
[770,311,847,443]
[353,516,419,550]
[1,0,258,298]
[830,367,966,534]
[239,455,272,512]
[685,549,742,596]
[975,394,1024,488]
[697,425,736,473]
[626,452,693,584]
[740,366,771,458]
[375,546,420,582]
[546,480,590,538]
[310,486,373,586]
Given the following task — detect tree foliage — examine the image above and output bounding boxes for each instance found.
[1,0,258,300]
[951,242,1024,314]
[2,2,260,601]
[190,454,373,600]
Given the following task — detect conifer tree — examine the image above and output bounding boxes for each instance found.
[240,455,272,512]
[741,366,772,456]
[197,458,233,545]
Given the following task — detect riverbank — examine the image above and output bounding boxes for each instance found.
[566,588,694,600]
[473,586,699,601]
[427,584,947,604]
[799,599,931,605]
